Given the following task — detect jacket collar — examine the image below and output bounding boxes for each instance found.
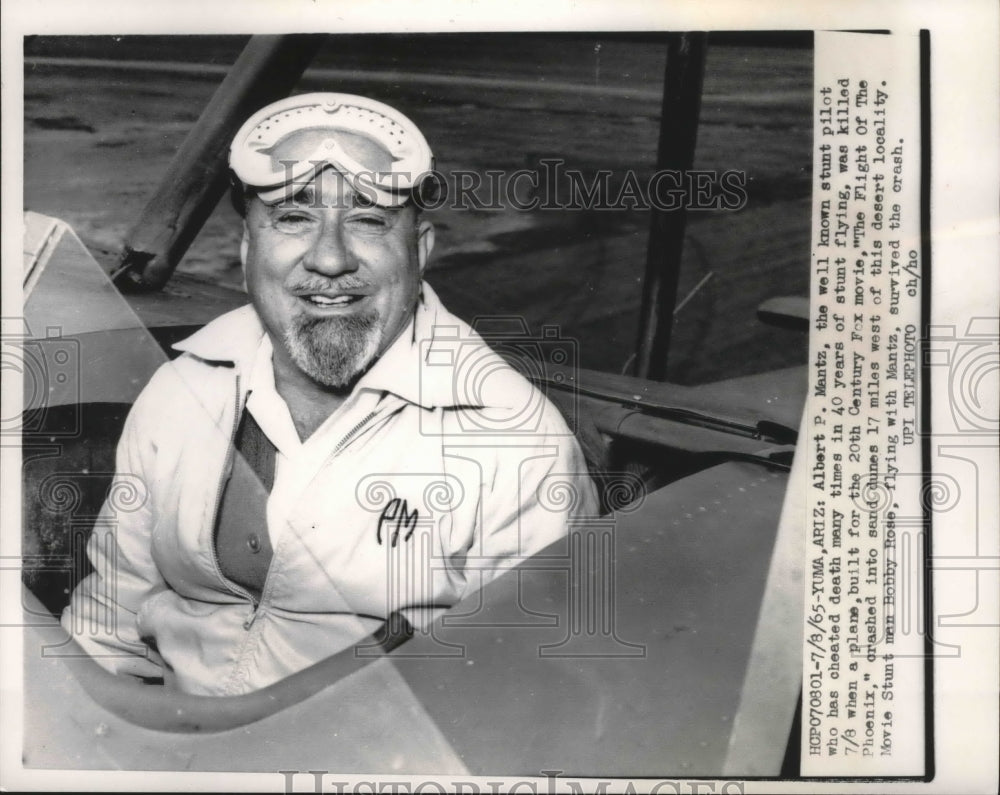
[171,282,486,410]
[171,303,265,366]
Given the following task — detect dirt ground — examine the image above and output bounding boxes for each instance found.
[23,33,812,384]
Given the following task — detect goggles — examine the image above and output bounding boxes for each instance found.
[229,93,433,208]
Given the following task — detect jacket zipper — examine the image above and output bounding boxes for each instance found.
[237,409,380,629]
[207,374,260,629]
[216,402,390,630]
[333,410,380,456]
[293,404,400,520]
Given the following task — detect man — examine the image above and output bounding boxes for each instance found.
[62,93,597,696]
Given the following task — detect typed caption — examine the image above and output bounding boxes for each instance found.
[803,31,926,776]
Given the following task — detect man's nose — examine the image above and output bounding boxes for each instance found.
[302,218,356,276]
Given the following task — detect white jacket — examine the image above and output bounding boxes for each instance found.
[62,284,597,695]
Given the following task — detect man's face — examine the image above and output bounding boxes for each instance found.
[241,170,434,389]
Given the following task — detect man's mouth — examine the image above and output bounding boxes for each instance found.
[299,293,367,308]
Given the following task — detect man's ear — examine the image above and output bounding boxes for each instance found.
[416,219,435,276]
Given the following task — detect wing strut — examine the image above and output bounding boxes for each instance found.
[633,32,707,380]
[112,34,325,292]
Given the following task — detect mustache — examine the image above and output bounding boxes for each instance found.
[287,276,373,293]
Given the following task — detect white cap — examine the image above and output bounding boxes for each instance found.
[229,92,434,207]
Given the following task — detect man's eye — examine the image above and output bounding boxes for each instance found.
[349,214,390,230]
[274,212,313,228]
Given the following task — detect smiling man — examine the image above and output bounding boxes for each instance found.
[62,93,597,695]
[241,172,434,439]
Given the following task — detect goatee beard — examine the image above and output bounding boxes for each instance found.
[283,308,382,388]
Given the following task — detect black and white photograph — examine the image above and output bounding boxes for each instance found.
[2,2,997,793]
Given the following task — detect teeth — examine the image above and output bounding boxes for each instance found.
[306,294,354,306]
